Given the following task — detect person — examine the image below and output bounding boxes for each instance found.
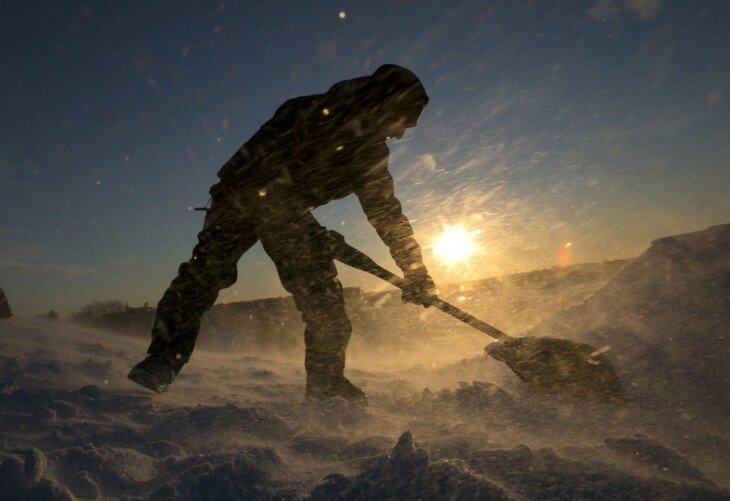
[128,64,436,404]
[0,288,12,319]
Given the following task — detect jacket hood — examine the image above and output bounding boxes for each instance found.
[323,64,428,128]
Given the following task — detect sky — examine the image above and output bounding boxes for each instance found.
[1,0,728,317]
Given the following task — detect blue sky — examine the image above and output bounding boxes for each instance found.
[1,0,728,316]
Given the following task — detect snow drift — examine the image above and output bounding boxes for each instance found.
[0,224,728,498]
[527,224,730,416]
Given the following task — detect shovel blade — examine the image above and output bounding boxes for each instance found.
[485,337,627,404]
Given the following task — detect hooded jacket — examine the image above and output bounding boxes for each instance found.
[216,65,429,274]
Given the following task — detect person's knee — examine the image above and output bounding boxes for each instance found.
[179,255,238,290]
[302,305,352,339]
[215,260,238,288]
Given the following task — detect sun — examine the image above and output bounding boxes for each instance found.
[432,225,479,266]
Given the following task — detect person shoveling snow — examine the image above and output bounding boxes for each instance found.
[128,65,436,404]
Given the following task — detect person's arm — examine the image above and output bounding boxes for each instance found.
[355,160,436,305]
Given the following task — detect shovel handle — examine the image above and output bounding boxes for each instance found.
[328,230,512,342]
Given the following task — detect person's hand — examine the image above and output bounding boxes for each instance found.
[401,269,437,307]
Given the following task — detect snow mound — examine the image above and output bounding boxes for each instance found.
[528,224,730,413]
[467,441,726,500]
[147,404,294,445]
[0,449,74,500]
[311,431,515,500]
[148,452,290,500]
[602,435,712,486]
[312,431,728,500]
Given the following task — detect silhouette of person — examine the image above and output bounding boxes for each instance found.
[0,288,11,319]
[128,64,436,404]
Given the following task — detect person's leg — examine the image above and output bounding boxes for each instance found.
[129,185,258,392]
[260,215,366,404]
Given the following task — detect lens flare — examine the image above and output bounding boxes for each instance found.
[432,225,479,266]
[554,241,572,268]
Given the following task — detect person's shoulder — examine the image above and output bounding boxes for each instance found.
[248,93,322,144]
[326,76,370,97]
[275,93,322,117]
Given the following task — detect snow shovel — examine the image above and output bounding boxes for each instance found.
[327,230,627,404]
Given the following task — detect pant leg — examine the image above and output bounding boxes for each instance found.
[259,214,352,386]
[147,184,258,362]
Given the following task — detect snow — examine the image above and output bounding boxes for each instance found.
[0,225,728,498]
[528,224,730,420]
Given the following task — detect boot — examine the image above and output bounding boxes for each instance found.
[127,354,184,393]
[306,375,368,406]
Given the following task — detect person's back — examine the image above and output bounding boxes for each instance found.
[128,64,435,403]
[216,74,398,210]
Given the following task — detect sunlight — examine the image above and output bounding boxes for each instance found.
[432,225,480,266]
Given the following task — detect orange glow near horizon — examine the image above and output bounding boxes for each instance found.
[554,241,572,268]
